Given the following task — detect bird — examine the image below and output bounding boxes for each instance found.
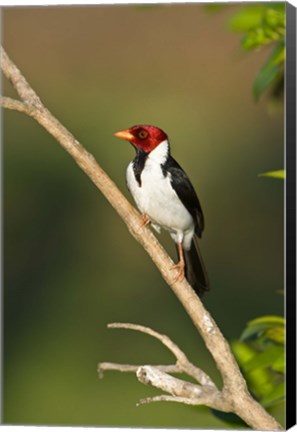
[114,124,209,296]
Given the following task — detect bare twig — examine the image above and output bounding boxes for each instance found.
[136,366,229,411]
[106,322,216,387]
[1,46,282,430]
[98,362,180,378]
[0,96,30,114]
[98,323,219,409]
[138,395,206,406]
[137,366,204,398]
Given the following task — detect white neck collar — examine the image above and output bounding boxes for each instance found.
[148,140,170,164]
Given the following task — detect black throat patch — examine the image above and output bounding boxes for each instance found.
[133,150,149,187]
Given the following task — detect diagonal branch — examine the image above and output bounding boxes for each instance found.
[1,46,282,430]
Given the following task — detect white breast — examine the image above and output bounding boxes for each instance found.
[126,140,195,249]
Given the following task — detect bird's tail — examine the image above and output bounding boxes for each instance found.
[182,236,209,297]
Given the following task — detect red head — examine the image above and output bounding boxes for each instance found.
[114,125,168,153]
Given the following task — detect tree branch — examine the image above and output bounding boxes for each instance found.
[98,362,181,378]
[0,96,30,114]
[106,322,216,387]
[138,394,210,406]
[1,46,282,430]
[98,325,229,412]
[136,366,229,412]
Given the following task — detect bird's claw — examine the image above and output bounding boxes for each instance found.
[171,261,185,283]
[140,213,151,228]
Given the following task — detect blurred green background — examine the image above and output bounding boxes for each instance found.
[2,3,284,429]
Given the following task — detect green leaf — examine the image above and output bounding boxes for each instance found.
[248,316,285,326]
[259,169,285,179]
[242,28,272,50]
[271,352,285,373]
[265,326,285,344]
[268,42,285,65]
[231,340,277,399]
[241,315,285,342]
[260,381,285,407]
[229,4,285,33]
[253,61,281,98]
[263,8,286,29]
[253,42,285,99]
[228,6,264,32]
[231,339,257,364]
[243,344,284,372]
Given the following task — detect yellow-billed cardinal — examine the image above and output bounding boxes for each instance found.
[115,125,209,296]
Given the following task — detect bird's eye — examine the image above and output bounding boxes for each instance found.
[138,130,148,140]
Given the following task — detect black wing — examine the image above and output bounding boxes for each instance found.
[161,156,204,237]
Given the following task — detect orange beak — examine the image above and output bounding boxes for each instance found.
[114,129,134,141]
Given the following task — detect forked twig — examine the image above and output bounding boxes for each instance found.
[97,324,232,412]
[106,322,215,387]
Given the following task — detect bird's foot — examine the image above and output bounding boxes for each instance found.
[140,213,151,228]
[171,260,185,283]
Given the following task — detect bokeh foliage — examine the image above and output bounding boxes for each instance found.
[207,2,285,102]
[228,2,285,101]
[259,169,285,179]
[207,3,286,427]
[232,314,285,410]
